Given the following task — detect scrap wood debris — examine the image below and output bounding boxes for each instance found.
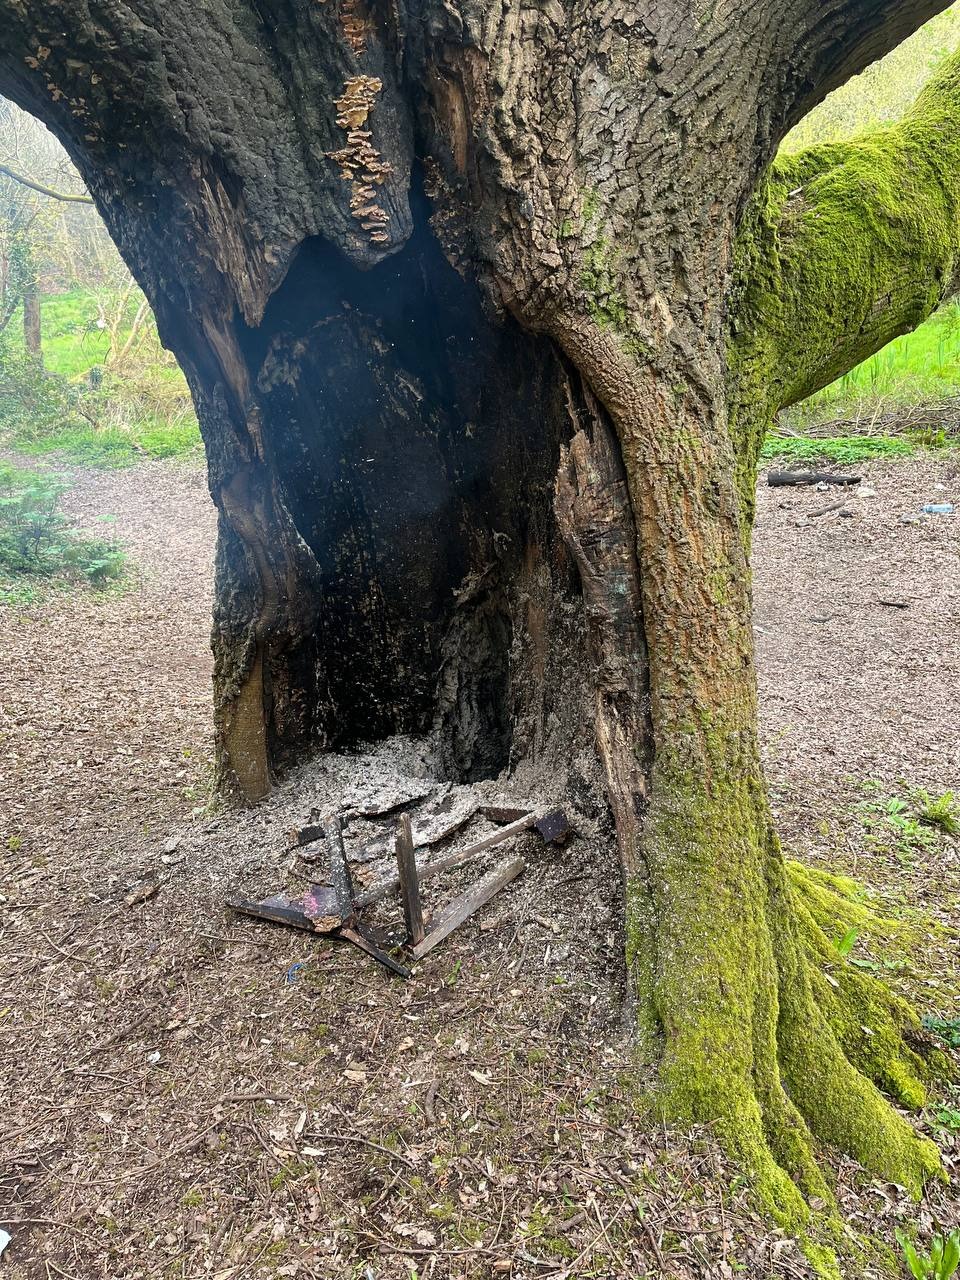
[768,469,862,487]
[227,802,571,977]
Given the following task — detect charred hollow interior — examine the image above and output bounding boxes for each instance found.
[236,202,580,780]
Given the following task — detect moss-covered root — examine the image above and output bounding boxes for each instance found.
[774,870,942,1196]
[788,862,955,1104]
[640,778,943,1256]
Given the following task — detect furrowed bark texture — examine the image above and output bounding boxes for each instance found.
[0,0,954,1254]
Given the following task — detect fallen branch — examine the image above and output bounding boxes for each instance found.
[768,470,861,487]
[303,1129,417,1168]
[808,499,849,518]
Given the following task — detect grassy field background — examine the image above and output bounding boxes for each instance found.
[2,286,960,469]
[788,302,960,426]
[1,287,201,466]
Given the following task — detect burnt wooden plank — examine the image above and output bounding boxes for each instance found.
[302,883,344,933]
[326,816,355,921]
[408,855,526,961]
[480,804,533,825]
[354,812,538,909]
[395,814,425,946]
[288,822,326,848]
[225,892,314,931]
[339,924,412,979]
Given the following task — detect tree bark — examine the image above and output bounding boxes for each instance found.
[22,277,41,364]
[0,0,953,1256]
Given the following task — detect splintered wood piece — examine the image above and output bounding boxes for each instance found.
[408,855,526,960]
[395,814,425,945]
[288,822,326,849]
[533,809,571,844]
[480,804,533,825]
[339,923,412,979]
[225,891,314,931]
[354,812,538,909]
[326,817,355,920]
[302,883,343,933]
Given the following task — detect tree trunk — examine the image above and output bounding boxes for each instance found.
[0,0,952,1257]
[22,278,41,364]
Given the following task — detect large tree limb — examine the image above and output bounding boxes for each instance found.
[729,49,960,451]
[774,0,954,133]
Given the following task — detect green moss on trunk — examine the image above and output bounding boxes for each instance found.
[634,741,944,1270]
[727,50,960,527]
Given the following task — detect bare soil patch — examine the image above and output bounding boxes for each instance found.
[0,452,957,1279]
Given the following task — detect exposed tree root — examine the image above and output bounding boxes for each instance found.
[633,773,948,1275]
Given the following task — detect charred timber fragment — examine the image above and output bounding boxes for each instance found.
[767,470,862,487]
[395,815,425,946]
[326,817,355,921]
[225,886,410,977]
[353,810,566,908]
[408,856,526,960]
[480,805,532,825]
[224,890,317,930]
[225,807,567,974]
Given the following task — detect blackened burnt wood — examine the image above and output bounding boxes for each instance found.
[767,470,862,487]
[395,814,425,945]
[353,812,540,908]
[408,856,526,960]
[303,883,344,933]
[533,810,571,844]
[326,817,355,921]
[288,823,325,849]
[480,805,533,825]
[225,891,315,930]
[226,888,411,976]
[339,924,412,979]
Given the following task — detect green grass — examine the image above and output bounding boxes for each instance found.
[0,459,127,603]
[1,287,201,467]
[761,433,925,465]
[21,287,113,376]
[14,418,202,467]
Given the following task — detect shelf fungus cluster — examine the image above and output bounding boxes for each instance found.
[328,75,393,245]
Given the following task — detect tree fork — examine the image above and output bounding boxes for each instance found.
[0,0,957,1262]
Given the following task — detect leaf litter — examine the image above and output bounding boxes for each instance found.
[1,454,958,1277]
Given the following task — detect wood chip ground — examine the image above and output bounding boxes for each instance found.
[1,452,958,1278]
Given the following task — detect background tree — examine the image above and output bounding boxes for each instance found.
[0,99,169,373]
[0,99,198,458]
[0,0,957,1254]
[0,98,94,361]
